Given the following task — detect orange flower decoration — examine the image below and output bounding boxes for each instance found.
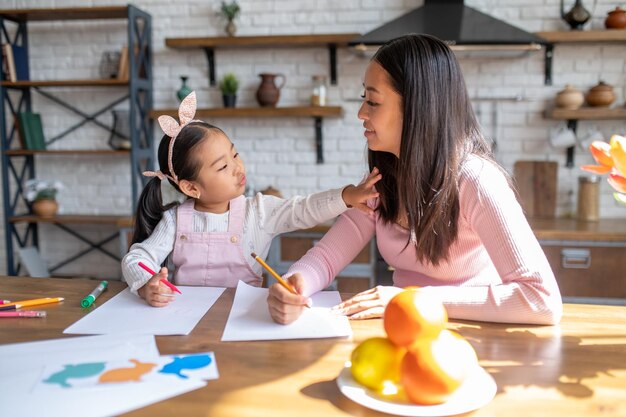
[582,135,626,205]
[581,141,612,174]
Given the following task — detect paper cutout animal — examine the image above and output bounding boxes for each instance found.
[99,359,157,383]
[159,354,212,379]
[43,362,106,388]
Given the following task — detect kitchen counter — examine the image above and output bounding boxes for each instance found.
[528,217,626,242]
[300,218,626,241]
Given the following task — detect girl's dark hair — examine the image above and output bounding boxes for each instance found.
[369,34,501,266]
[131,121,225,245]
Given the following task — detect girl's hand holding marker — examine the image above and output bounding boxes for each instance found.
[137,262,181,308]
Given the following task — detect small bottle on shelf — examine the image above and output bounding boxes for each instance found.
[311,75,327,106]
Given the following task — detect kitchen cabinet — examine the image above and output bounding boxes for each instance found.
[530,218,626,302]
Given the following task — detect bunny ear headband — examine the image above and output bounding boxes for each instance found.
[142,91,199,185]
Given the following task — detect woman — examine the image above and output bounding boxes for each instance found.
[267,34,562,326]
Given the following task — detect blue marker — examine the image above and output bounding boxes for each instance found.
[81,280,108,308]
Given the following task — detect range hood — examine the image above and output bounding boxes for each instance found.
[349,0,547,51]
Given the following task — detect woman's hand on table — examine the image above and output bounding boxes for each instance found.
[267,273,311,324]
[331,285,404,319]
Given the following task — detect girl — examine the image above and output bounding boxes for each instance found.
[122,92,380,307]
[267,34,563,326]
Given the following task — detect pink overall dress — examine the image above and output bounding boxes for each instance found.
[171,196,262,287]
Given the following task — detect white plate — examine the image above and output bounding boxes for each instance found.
[336,364,497,416]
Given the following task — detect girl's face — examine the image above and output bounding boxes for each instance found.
[358,61,403,157]
[182,131,246,213]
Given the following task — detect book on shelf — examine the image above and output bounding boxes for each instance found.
[11,44,29,81]
[17,112,46,150]
[1,43,16,82]
[116,44,148,81]
[117,46,128,81]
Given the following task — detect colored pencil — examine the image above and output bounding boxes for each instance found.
[0,311,46,318]
[0,299,10,304]
[137,261,182,294]
[250,252,310,308]
[0,297,64,311]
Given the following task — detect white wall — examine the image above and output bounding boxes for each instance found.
[1,0,625,278]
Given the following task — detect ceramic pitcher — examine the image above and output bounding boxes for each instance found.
[560,0,590,30]
[256,73,286,107]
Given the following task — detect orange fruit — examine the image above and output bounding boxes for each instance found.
[384,289,447,347]
[400,329,478,405]
[350,337,405,392]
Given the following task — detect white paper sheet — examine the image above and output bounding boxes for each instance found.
[221,281,352,341]
[64,286,225,335]
[0,334,206,417]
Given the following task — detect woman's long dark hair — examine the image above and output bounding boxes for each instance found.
[370,34,498,266]
[131,122,225,245]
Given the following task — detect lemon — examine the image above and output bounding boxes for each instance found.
[350,337,405,391]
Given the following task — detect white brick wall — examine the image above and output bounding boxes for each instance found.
[1,0,625,278]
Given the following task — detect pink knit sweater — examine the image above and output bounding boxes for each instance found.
[287,156,563,325]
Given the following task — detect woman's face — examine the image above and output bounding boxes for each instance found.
[358,61,403,157]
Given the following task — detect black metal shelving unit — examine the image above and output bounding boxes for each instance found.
[0,5,153,276]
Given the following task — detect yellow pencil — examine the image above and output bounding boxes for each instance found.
[251,252,310,308]
[0,297,64,310]
[251,252,297,294]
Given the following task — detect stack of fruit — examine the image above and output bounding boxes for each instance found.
[349,288,478,405]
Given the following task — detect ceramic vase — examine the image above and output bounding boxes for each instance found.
[605,7,626,29]
[255,73,286,107]
[225,20,236,36]
[177,76,192,102]
[586,82,616,107]
[555,84,584,110]
[32,199,58,218]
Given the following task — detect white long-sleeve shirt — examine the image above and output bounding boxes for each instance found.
[122,189,347,293]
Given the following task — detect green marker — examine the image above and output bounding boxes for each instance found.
[81,280,108,308]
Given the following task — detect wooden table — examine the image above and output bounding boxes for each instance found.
[1,276,625,417]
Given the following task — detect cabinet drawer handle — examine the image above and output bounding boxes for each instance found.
[561,248,591,269]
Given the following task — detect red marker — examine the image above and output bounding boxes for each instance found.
[137,261,182,294]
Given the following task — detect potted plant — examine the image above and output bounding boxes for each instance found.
[23,179,63,218]
[219,73,239,108]
[220,1,241,36]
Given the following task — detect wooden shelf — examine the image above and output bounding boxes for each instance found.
[544,106,626,168]
[5,149,129,156]
[536,30,626,43]
[536,30,626,85]
[1,79,128,88]
[545,107,626,121]
[165,33,359,49]
[9,214,133,227]
[165,33,359,86]
[151,106,342,164]
[150,106,343,119]
[0,6,129,21]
